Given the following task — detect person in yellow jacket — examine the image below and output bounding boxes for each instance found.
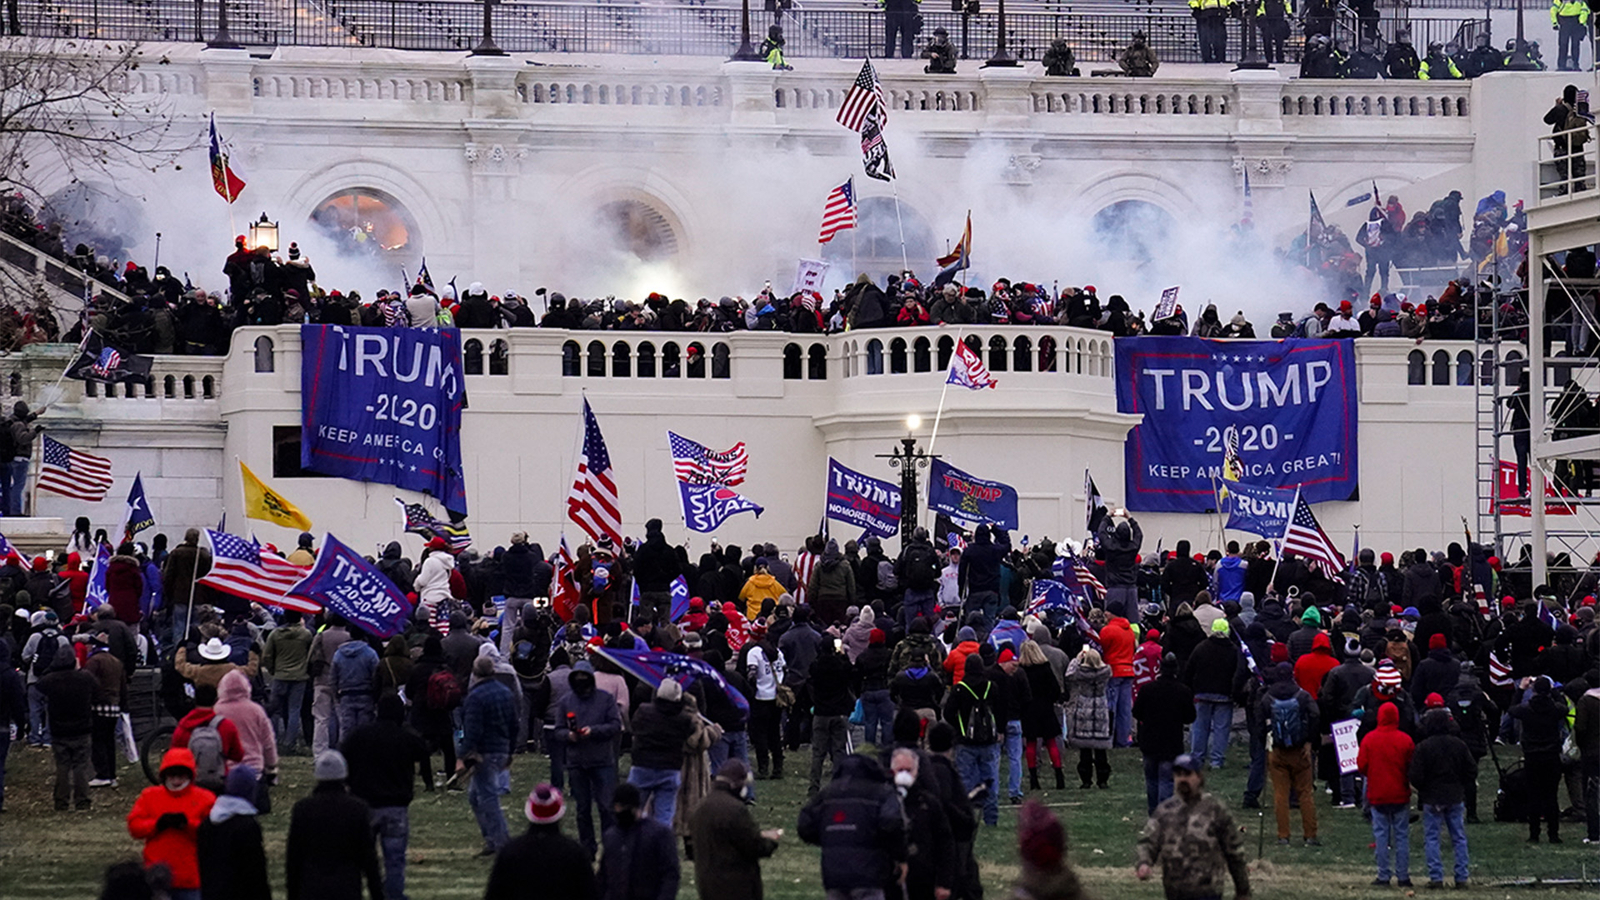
[1419,42,1464,79]
[1552,0,1589,71]
[1189,0,1235,63]
[738,557,789,620]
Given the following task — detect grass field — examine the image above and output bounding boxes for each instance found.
[0,740,1594,899]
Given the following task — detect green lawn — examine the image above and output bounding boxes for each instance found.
[0,740,1593,899]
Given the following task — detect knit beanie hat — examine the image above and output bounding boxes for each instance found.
[1018,800,1065,871]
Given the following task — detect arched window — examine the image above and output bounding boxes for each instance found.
[612,342,632,378]
[638,342,657,378]
[85,381,98,398]
[687,342,706,379]
[202,376,215,398]
[913,337,932,372]
[663,342,682,378]
[866,339,884,375]
[1407,350,1426,385]
[1503,349,1524,385]
[1013,336,1033,372]
[163,375,176,398]
[1456,351,1474,386]
[253,335,275,373]
[562,341,581,377]
[1479,350,1495,386]
[489,340,509,375]
[783,343,803,380]
[807,343,828,380]
[1431,350,1450,386]
[463,338,484,375]
[587,341,606,377]
[1038,335,1057,372]
[6,373,18,396]
[183,375,196,399]
[988,335,1008,372]
[889,338,908,374]
[712,343,731,379]
[937,335,955,370]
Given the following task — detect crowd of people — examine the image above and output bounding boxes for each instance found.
[0,500,1597,900]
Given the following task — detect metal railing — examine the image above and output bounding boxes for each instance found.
[1537,125,1597,204]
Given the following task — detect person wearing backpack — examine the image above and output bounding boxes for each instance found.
[1258,661,1321,845]
[945,653,1002,826]
[897,527,942,626]
[307,613,352,756]
[330,630,381,739]
[172,684,245,795]
[21,609,62,748]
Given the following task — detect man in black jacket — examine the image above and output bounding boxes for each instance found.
[1510,676,1568,843]
[1160,541,1208,611]
[597,782,680,900]
[798,754,908,896]
[808,640,857,795]
[631,519,680,626]
[286,750,384,900]
[487,784,598,900]
[1135,654,1196,814]
[1183,620,1239,769]
[1097,512,1143,618]
[958,525,1004,622]
[1409,710,1475,886]
[341,693,433,900]
[36,645,95,810]
[627,679,695,825]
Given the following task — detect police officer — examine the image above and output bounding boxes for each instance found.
[1189,0,1234,63]
[1258,0,1292,64]
[1552,0,1590,70]
[1386,29,1421,78]
[1346,41,1384,78]
[1419,42,1463,79]
[882,0,921,59]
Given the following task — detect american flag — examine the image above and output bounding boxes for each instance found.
[383,298,409,328]
[395,499,473,551]
[835,59,885,132]
[38,436,115,501]
[794,547,817,606]
[948,339,998,390]
[1222,425,1243,482]
[90,347,122,379]
[668,431,748,486]
[818,178,857,244]
[1281,491,1346,581]
[567,399,622,548]
[432,603,451,637]
[859,106,895,182]
[199,529,319,613]
[1240,169,1254,230]
[1053,548,1105,600]
[1487,649,1512,687]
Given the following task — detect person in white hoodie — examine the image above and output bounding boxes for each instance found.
[413,537,457,615]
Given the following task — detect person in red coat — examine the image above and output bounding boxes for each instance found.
[1098,614,1137,746]
[106,545,145,626]
[1358,702,1416,886]
[127,748,217,900]
[58,553,89,617]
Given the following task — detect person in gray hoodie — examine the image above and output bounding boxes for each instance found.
[555,661,623,856]
[330,630,379,739]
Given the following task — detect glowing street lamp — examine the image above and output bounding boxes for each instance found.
[248,212,279,252]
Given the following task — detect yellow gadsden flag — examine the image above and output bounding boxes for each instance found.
[240,461,313,531]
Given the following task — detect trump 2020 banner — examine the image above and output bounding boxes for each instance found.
[928,458,1020,531]
[1224,481,1299,537]
[288,534,415,638]
[825,458,901,540]
[300,325,468,514]
[1115,338,1358,512]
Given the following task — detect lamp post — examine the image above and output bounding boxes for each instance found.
[1504,0,1538,70]
[731,0,763,60]
[472,0,506,56]
[205,0,241,49]
[983,0,1019,66]
[878,415,937,543]
[248,212,279,252]
[1234,0,1268,69]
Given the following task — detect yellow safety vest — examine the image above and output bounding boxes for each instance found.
[1553,0,1590,25]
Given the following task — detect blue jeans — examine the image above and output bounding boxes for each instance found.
[1422,802,1469,884]
[964,590,1001,624]
[902,588,937,626]
[1190,698,1232,767]
[710,731,751,800]
[955,742,1000,826]
[27,683,49,746]
[371,806,410,900]
[569,763,617,854]
[861,689,895,746]
[168,891,201,900]
[1371,803,1410,882]
[1004,720,1024,797]
[337,692,376,739]
[6,458,28,516]
[468,753,510,851]
[269,679,308,750]
[1143,756,1174,814]
[627,765,682,826]
[1106,677,1134,747]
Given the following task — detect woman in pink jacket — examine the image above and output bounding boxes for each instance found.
[213,669,278,810]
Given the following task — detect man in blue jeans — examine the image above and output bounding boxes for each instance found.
[627,679,693,826]
[341,693,435,900]
[556,661,622,856]
[995,646,1028,803]
[1184,618,1241,768]
[1134,653,1195,814]
[946,654,1001,825]
[5,402,40,517]
[1409,708,1475,888]
[460,656,518,857]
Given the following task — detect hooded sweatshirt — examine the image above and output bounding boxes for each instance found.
[213,669,278,774]
[127,749,217,890]
[739,571,787,621]
[1293,632,1339,697]
[1357,702,1414,806]
[330,638,380,695]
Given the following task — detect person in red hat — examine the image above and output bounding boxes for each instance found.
[412,536,458,616]
[1410,633,1461,704]
[1326,299,1362,336]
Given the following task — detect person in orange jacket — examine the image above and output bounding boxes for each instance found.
[127,748,217,900]
[1098,613,1137,747]
[944,626,982,684]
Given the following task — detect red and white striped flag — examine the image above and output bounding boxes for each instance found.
[199,529,319,613]
[1281,490,1346,581]
[835,59,885,133]
[818,178,857,244]
[567,399,622,548]
[38,436,114,502]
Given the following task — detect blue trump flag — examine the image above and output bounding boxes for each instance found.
[300,325,468,514]
[1114,338,1358,512]
[928,458,1019,530]
[669,575,691,623]
[592,645,749,714]
[83,542,112,616]
[288,534,415,638]
[1224,481,1299,537]
[987,620,1029,651]
[679,482,764,533]
[825,458,901,540]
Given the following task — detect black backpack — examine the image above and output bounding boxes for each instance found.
[957,680,997,744]
[904,544,939,591]
[30,632,59,678]
[1494,760,1528,823]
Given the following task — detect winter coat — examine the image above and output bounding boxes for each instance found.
[263,622,313,682]
[285,782,383,900]
[342,697,432,808]
[1099,617,1136,677]
[105,554,144,624]
[1256,666,1319,751]
[737,573,786,622]
[412,551,456,606]
[1163,613,1205,669]
[172,707,246,776]
[1021,661,1063,738]
[1292,633,1339,698]
[174,645,260,692]
[1357,703,1414,806]
[1064,659,1112,749]
[377,637,413,693]
[958,530,1004,594]
[127,749,217,890]
[1409,648,1462,705]
[1317,658,1374,721]
[1096,519,1142,585]
[0,643,25,735]
[1134,673,1196,761]
[943,640,982,684]
[460,678,518,759]
[1509,690,1567,756]
[631,694,696,770]
[330,640,379,696]
[807,557,857,626]
[213,669,278,774]
[556,682,623,768]
[162,542,213,608]
[1183,633,1241,699]
[485,824,598,900]
[689,780,778,900]
[796,755,908,892]
[1408,714,1477,806]
[673,696,721,839]
[36,650,96,739]
[1402,562,1442,607]
[375,543,414,594]
[198,795,271,900]
[1160,557,1208,608]
[901,779,956,900]
[598,817,680,900]
[810,649,857,717]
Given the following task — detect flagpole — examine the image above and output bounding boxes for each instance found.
[1267,485,1299,595]
[889,180,909,275]
[923,328,962,529]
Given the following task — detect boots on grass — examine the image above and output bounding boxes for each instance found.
[1029,768,1040,791]
[1054,767,1066,790]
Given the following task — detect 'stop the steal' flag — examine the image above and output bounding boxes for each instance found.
[679,483,764,533]
[928,458,1019,531]
[948,340,998,390]
[288,534,415,638]
[1114,338,1357,513]
[300,325,468,514]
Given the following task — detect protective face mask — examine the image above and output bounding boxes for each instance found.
[894,770,916,788]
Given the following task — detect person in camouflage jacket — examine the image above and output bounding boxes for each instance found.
[1135,754,1252,900]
